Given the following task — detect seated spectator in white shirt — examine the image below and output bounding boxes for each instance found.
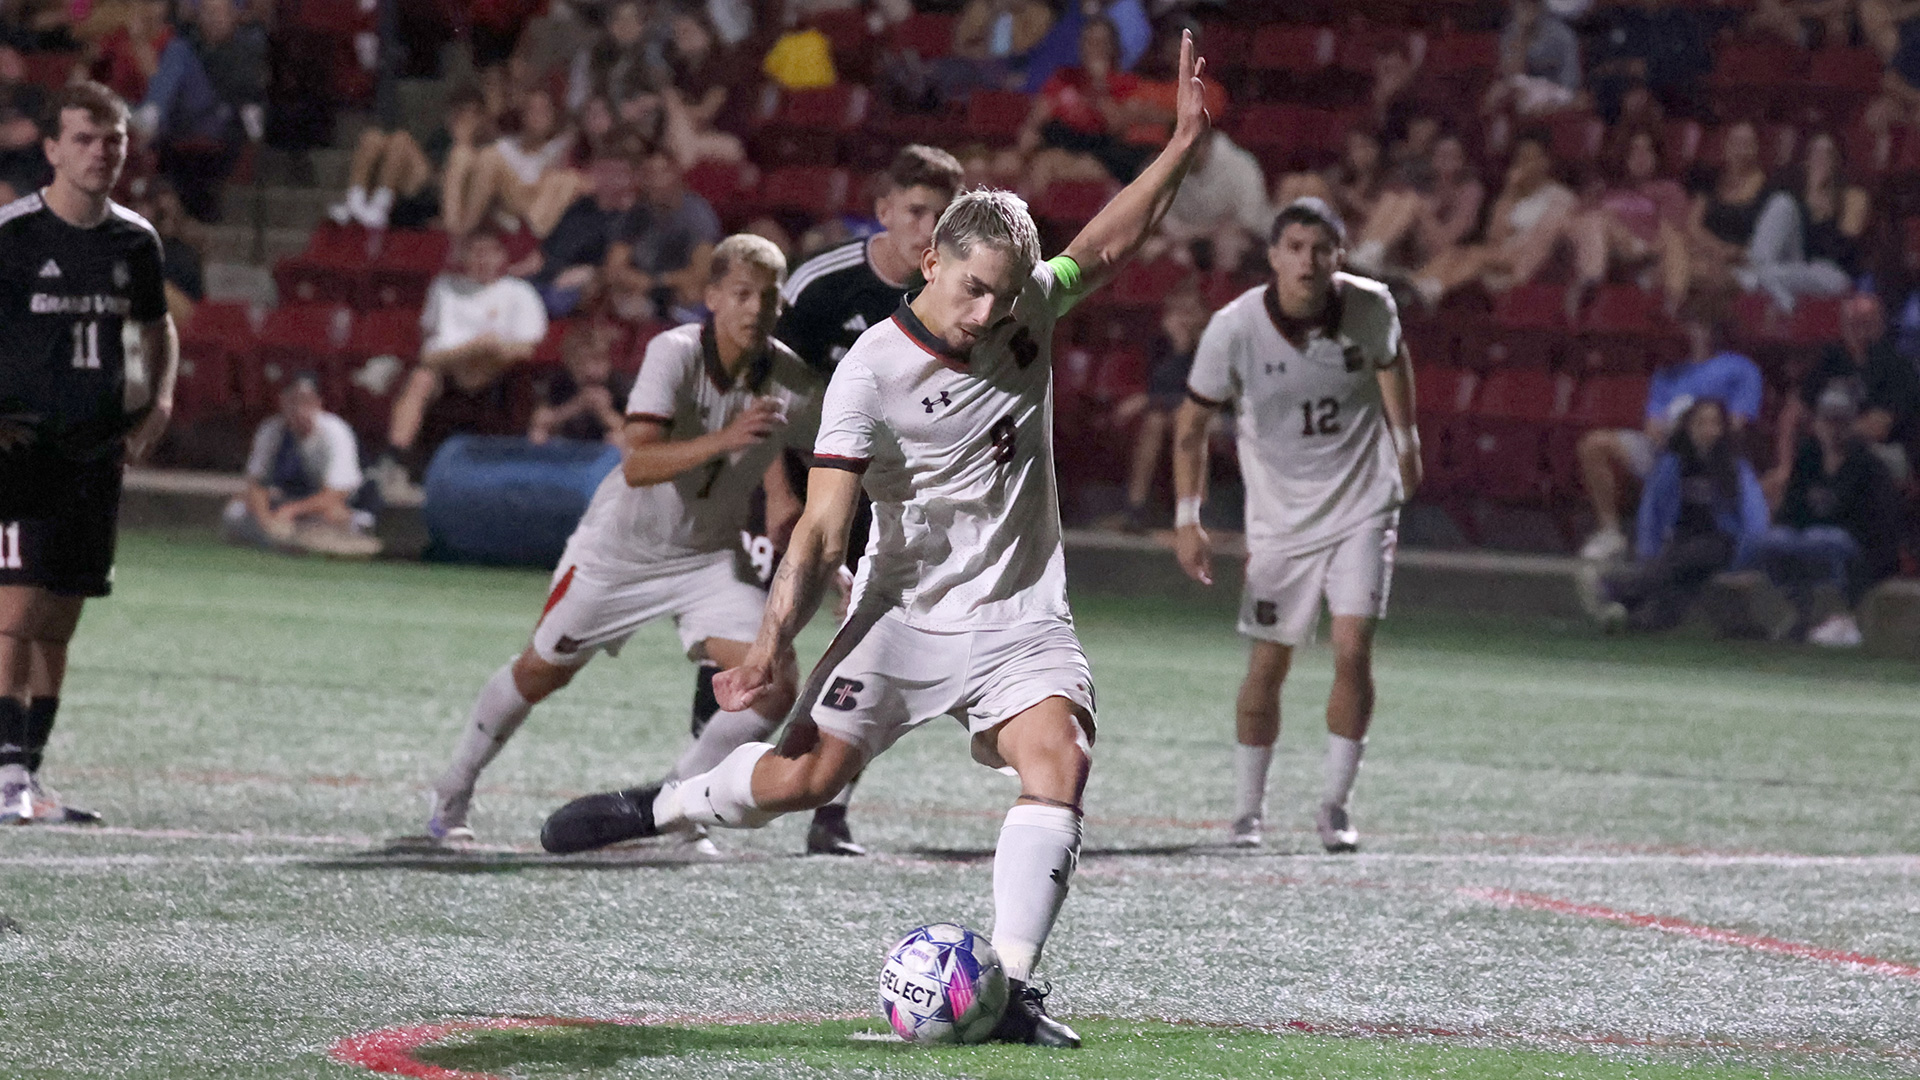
[377,227,550,496]
[221,374,380,556]
[1144,129,1268,272]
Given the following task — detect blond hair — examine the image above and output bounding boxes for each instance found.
[708,233,789,286]
[933,188,1041,278]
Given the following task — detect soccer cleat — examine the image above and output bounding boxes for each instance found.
[805,806,867,856]
[541,784,663,853]
[29,778,102,824]
[426,789,476,846]
[989,980,1081,1048]
[1228,814,1263,847]
[680,824,721,857]
[1316,802,1359,853]
[1,766,32,825]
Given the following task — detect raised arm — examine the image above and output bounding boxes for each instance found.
[714,465,863,711]
[1375,341,1421,499]
[1059,30,1212,299]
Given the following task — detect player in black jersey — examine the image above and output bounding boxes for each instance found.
[0,82,178,824]
[703,145,965,855]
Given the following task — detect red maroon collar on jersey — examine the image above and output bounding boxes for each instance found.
[701,319,773,393]
[1263,281,1345,347]
[892,293,975,371]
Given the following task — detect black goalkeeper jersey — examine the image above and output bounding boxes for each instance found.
[775,237,918,380]
[0,191,167,461]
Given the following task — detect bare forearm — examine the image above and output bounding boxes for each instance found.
[621,429,731,486]
[754,520,841,655]
[1377,349,1418,444]
[1171,400,1212,502]
[279,489,351,521]
[1064,130,1203,288]
[142,318,179,406]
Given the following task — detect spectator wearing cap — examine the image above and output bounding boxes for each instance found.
[1750,386,1906,646]
[1769,293,1920,494]
[222,375,380,557]
[603,148,721,323]
[375,228,550,500]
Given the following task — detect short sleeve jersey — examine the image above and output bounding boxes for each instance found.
[813,263,1070,629]
[0,192,167,461]
[775,237,912,379]
[563,322,823,577]
[1188,273,1404,555]
[420,273,549,355]
[244,410,363,494]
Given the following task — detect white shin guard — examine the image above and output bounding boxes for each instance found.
[661,742,779,830]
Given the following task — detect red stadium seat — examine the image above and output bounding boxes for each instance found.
[889,13,956,59]
[1564,373,1650,430]
[1784,297,1843,343]
[1457,369,1560,508]
[754,166,850,219]
[1110,258,1192,307]
[1035,179,1115,227]
[274,222,376,307]
[684,160,752,208]
[776,84,870,131]
[965,90,1033,144]
[810,8,871,56]
[1545,112,1604,166]
[1574,285,1682,372]
[1421,32,1498,77]
[1229,104,1344,170]
[1334,27,1408,74]
[248,304,353,417]
[21,50,81,90]
[339,307,422,440]
[174,303,259,426]
[366,229,453,310]
[1247,25,1333,72]
[1200,25,1252,70]
[1413,365,1477,497]
[1459,284,1570,368]
[1809,46,1882,94]
[292,0,375,34]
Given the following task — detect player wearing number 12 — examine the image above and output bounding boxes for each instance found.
[0,81,179,825]
[1171,197,1421,853]
[419,234,821,845]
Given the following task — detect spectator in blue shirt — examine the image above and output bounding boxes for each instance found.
[1577,294,1764,560]
[1579,397,1771,632]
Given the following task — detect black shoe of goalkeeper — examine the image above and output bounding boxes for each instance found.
[541,785,661,853]
[989,980,1081,1048]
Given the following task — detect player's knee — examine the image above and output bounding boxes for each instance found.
[511,652,575,702]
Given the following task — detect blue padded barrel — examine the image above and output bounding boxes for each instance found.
[421,435,621,566]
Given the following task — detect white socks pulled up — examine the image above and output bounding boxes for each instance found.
[658,741,778,830]
[991,803,1083,984]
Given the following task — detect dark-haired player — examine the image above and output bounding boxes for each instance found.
[708,144,966,856]
[1170,198,1421,853]
[1,81,178,823]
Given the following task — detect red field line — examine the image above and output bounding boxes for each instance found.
[1463,887,1920,979]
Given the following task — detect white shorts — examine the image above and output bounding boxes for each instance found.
[799,609,1097,763]
[1239,512,1397,647]
[1616,429,1657,478]
[531,552,766,666]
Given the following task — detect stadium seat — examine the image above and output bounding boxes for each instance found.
[889,12,956,59]
[1110,258,1191,307]
[1545,112,1604,166]
[366,229,453,310]
[752,165,850,221]
[1401,318,1457,368]
[1199,24,1252,70]
[1247,25,1333,72]
[274,222,375,307]
[1420,31,1498,77]
[1413,365,1477,498]
[965,90,1033,145]
[291,0,375,34]
[1457,368,1560,507]
[1034,179,1116,229]
[248,304,353,418]
[684,160,753,215]
[1550,372,1650,499]
[21,50,81,89]
[1458,283,1569,368]
[1574,285,1681,373]
[340,307,422,441]
[174,303,259,426]
[1229,104,1343,169]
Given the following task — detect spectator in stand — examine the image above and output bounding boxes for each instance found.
[1587,0,1719,122]
[566,0,662,112]
[928,0,1054,105]
[1580,397,1771,632]
[134,0,266,221]
[376,226,550,498]
[1018,15,1153,187]
[529,319,630,446]
[0,44,47,198]
[1113,286,1209,533]
[2,0,77,51]
[88,0,166,105]
[1409,130,1574,307]
[1565,127,1688,316]
[1325,128,1387,239]
[443,84,579,239]
[1484,0,1583,117]
[1750,0,1859,49]
[515,153,636,319]
[1769,292,1920,491]
[1577,291,1765,560]
[1751,387,1905,646]
[1020,0,1151,92]
[1347,132,1486,279]
[1737,131,1869,314]
[603,148,721,323]
[221,374,381,557]
[658,9,751,169]
[328,86,484,231]
[130,176,203,331]
[1147,128,1267,272]
[1672,120,1783,308]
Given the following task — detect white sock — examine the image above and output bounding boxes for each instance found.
[668,707,779,781]
[990,804,1082,984]
[657,742,778,829]
[1321,733,1365,810]
[344,184,367,213]
[1233,742,1273,822]
[435,663,533,802]
[364,186,395,228]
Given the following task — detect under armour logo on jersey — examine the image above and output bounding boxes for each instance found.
[823,676,864,711]
[37,259,60,278]
[1009,326,1040,369]
[921,391,952,413]
[1264,361,1286,376]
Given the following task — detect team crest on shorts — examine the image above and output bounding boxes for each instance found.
[823,676,864,710]
[1253,601,1278,626]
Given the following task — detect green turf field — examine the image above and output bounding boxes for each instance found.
[3,533,1918,1078]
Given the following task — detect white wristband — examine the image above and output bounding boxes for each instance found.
[1174,496,1204,528]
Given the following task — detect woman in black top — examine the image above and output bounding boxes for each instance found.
[1739,130,1868,313]
[1674,121,1779,305]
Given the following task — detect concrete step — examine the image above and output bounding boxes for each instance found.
[219,184,335,233]
[203,261,278,306]
[396,78,451,146]
[202,224,309,265]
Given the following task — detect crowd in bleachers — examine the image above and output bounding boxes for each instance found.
[4,0,1919,633]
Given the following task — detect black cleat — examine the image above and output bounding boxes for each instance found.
[805,805,866,856]
[989,980,1081,1048]
[541,785,662,853]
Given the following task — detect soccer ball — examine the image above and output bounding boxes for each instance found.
[878,923,1008,1044]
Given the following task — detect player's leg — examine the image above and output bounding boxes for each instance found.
[664,637,793,781]
[428,644,580,841]
[0,588,86,822]
[1315,515,1395,853]
[1230,640,1291,846]
[0,585,38,819]
[1577,429,1651,559]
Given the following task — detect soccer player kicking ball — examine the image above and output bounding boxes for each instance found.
[541,33,1214,1048]
[1170,197,1421,853]
[1,82,179,824]
[422,235,821,846]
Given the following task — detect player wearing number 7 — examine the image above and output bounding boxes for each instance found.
[418,234,822,846]
[540,31,1216,1049]
[1170,197,1421,853]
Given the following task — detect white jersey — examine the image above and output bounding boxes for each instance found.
[1188,273,1404,555]
[813,263,1072,630]
[564,322,822,576]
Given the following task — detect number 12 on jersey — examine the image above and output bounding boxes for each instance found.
[1300,398,1341,436]
[71,321,102,369]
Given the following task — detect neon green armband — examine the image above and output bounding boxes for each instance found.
[1044,255,1084,315]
